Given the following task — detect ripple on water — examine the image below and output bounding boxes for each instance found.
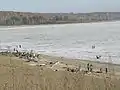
[1,22,120,64]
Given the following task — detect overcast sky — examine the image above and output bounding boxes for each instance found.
[0,0,120,13]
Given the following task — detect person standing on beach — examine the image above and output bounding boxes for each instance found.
[87,63,90,71]
[100,68,102,73]
[90,64,93,72]
[105,68,108,74]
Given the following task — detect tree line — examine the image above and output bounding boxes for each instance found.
[0,11,119,25]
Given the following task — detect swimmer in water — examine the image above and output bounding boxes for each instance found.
[92,45,95,49]
[96,55,101,59]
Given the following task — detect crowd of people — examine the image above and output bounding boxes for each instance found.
[0,44,110,74]
[87,63,108,73]
[0,44,40,63]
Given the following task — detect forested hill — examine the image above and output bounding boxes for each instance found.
[0,11,120,25]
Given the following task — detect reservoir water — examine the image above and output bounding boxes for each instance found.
[0,21,120,64]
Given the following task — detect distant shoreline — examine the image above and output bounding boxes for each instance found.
[0,20,119,28]
[0,11,120,26]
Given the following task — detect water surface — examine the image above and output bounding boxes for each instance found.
[0,21,120,64]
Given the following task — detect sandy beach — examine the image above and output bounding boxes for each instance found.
[0,52,120,90]
[27,54,120,74]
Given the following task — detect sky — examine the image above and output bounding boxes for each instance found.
[0,0,120,13]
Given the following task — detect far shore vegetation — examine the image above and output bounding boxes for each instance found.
[0,11,120,26]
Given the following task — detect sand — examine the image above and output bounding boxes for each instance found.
[0,54,120,90]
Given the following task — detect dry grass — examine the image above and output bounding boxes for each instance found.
[0,55,120,90]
